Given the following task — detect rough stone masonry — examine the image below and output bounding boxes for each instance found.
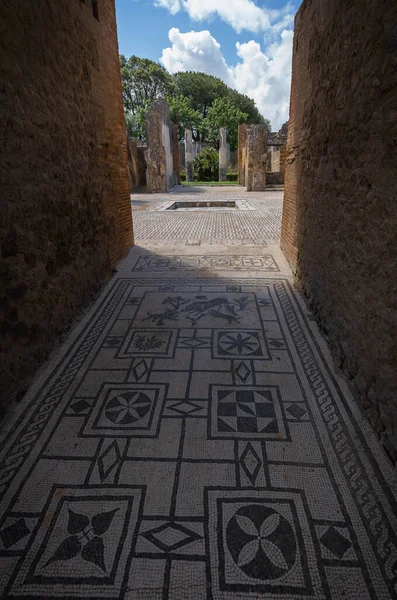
[281,0,397,461]
[0,0,133,410]
[145,99,175,193]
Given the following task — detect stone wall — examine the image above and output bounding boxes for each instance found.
[127,137,147,190]
[171,124,180,186]
[238,124,248,185]
[245,125,267,192]
[145,99,174,193]
[0,0,132,407]
[281,0,397,460]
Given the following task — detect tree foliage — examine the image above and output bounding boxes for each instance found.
[166,95,203,140]
[120,55,174,113]
[120,55,272,146]
[203,99,248,150]
[193,147,219,181]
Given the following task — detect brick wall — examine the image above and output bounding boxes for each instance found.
[281,0,397,460]
[0,0,133,406]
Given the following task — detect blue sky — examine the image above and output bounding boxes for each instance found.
[115,0,302,129]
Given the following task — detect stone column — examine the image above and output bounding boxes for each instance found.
[245,124,267,192]
[171,123,180,186]
[185,127,193,182]
[219,127,228,181]
[238,124,248,185]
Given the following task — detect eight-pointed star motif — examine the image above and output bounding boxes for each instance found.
[219,332,260,355]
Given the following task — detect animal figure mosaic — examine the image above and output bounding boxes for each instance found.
[144,295,252,326]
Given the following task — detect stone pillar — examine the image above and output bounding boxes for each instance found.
[185,128,193,182]
[238,124,248,185]
[219,127,228,181]
[245,125,267,192]
[145,99,173,193]
[279,144,287,183]
[171,123,180,186]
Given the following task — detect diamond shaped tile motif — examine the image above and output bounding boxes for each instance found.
[235,361,252,383]
[240,443,262,485]
[320,527,352,559]
[179,337,208,349]
[70,399,91,414]
[269,339,285,349]
[131,359,149,382]
[0,519,30,549]
[141,522,201,553]
[167,400,203,415]
[286,404,307,420]
[98,440,122,482]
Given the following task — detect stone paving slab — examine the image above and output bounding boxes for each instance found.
[131,188,283,244]
[1,239,397,600]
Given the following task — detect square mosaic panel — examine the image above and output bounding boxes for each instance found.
[8,486,143,598]
[209,385,289,441]
[213,329,269,359]
[82,383,167,438]
[118,329,177,359]
[206,488,324,597]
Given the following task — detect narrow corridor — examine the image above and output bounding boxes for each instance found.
[0,189,396,599]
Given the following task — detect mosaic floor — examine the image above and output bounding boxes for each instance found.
[1,192,397,599]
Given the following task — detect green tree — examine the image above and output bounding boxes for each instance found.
[120,55,174,114]
[227,89,270,130]
[166,95,203,140]
[124,102,151,139]
[193,147,219,181]
[173,72,230,120]
[203,98,248,150]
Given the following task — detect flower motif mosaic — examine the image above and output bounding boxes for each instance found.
[104,391,152,425]
[207,489,324,597]
[82,383,167,437]
[218,332,261,356]
[226,505,296,580]
[44,507,118,572]
[9,487,143,598]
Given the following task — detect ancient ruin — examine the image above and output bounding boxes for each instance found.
[127,137,146,190]
[185,127,194,182]
[219,127,228,181]
[237,124,268,191]
[1,1,397,599]
[144,99,175,193]
[266,130,288,186]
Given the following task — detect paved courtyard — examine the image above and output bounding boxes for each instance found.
[131,186,283,245]
[1,187,397,599]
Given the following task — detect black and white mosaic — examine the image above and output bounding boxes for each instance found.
[1,261,397,599]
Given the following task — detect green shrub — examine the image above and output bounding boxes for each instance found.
[226,172,238,182]
[193,147,219,181]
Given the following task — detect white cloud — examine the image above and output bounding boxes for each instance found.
[234,30,294,129]
[154,0,271,34]
[160,28,294,130]
[161,28,234,85]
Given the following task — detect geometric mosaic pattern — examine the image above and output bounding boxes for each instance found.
[1,254,397,599]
